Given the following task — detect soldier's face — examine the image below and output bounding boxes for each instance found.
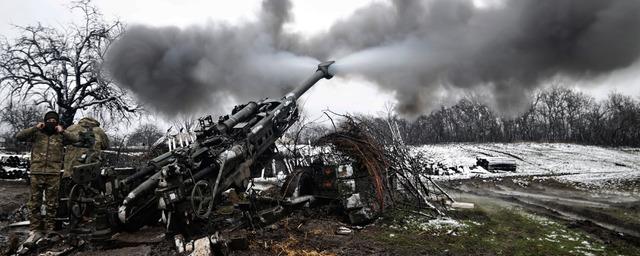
[46,118,58,125]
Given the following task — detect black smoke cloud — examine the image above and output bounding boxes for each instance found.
[105,0,317,115]
[106,0,640,116]
[306,0,640,115]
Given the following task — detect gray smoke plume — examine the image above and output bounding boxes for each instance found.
[302,0,640,115]
[105,0,317,116]
[106,0,640,117]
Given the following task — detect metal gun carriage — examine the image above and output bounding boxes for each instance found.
[67,61,337,241]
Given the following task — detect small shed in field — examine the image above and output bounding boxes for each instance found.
[476,157,517,172]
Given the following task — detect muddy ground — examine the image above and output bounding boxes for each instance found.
[0,180,29,254]
[2,174,639,256]
[1,145,640,255]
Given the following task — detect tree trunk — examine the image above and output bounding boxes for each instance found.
[59,107,77,128]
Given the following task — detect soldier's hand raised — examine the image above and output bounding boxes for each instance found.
[55,125,64,133]
[36,122,45,129]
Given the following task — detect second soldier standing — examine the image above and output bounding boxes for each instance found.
[57,117,109,228]
[63,117,109,178]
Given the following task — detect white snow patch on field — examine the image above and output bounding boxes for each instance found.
[412,143,640,187]
[387,215,467,234]
[423,217,467,230]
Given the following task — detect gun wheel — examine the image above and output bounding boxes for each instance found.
[191,180,214,219]
[68,184,88,219]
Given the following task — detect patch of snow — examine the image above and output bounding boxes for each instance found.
[422,217,467,230]
[411,143,640,188]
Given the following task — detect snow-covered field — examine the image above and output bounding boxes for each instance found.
[4,143,639,189]
[413,143,640,189]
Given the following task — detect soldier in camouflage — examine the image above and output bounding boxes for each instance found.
[57,117,109,227]
[15,111,80,248]
[63,117,109,178]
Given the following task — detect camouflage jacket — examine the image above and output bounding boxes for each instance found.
[16,126,80,175]
[63,117,109,177]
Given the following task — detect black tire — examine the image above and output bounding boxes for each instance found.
[118,196,162,232]
[281,169,314,197]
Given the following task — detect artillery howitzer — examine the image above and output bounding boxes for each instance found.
[65,61,336,244]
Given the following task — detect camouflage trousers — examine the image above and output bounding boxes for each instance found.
[28,174,61,231]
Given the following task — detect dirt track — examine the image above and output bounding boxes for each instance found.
[446,175,640,245]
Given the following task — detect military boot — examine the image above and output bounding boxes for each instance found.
[45,231,63,243]
[16,231,44,254]
[21,230,43,247]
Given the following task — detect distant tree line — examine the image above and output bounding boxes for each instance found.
[0,104,43,152]
[356,87,640,147]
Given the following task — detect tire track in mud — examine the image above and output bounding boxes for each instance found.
[506,197,640,245]
[452,182,640,245]
[473,146,525,161]
[457,145,493,157]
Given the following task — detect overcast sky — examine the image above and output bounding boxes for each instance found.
[1,0,400,128]
[2,0,640,130]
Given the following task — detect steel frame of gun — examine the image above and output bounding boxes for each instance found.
[107,61,336,239]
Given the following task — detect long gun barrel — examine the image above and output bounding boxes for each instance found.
[216,101,259,133]
[249,61,334,138]
[287,61,335,100]
[120,151,174,186]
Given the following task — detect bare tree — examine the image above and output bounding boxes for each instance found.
[170,113,198,133]
[604,93,640,145]
[0,0,140,126]
[1,103,43,133]
[128,123,163,151]
[0,103,44,152]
